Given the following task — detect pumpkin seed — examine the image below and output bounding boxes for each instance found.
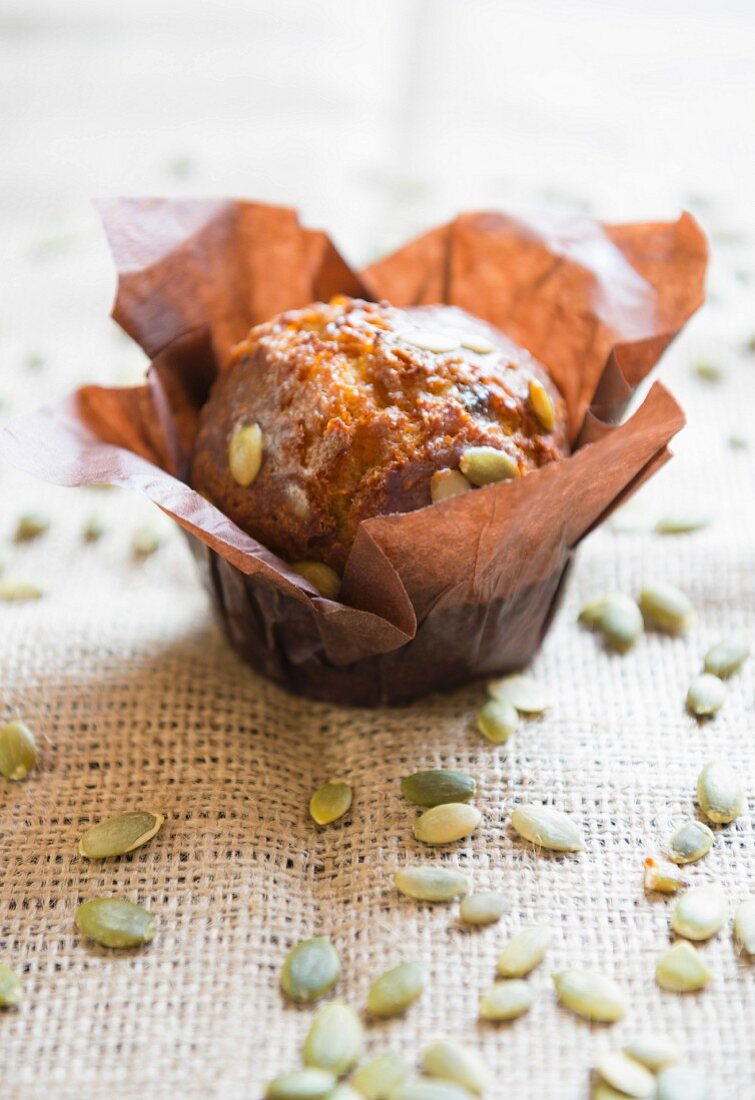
[229,422,264,487]
[400,770,476,807]
[366,960,425,1017]
[83,513,106,542]
[0,962,23,1007]
[655,941,712,992]
[622,1037,681,1071]
[394,866,469,903]
[133,525,162,556]
[0,579,43,601]
[459,891,508,926]
[686,673,725,717]
[390,1081,472,1100]
[309,780,353,825]
[528,379,556,432]
[594,1052,655,1098]
[671,884,727,941]
[734,897,755,953]
[329,1087,363,1100]
[599,597,644,653]
[421,1039,490,1095]
[696,760,744,824]
[668,821,714,864]
[280,937,340,1003]
[511,804,584,852]
[0,720,37,780]
[486,673,549,714]
[552,969,627,1022]
[413,803,481,846]
[430,469,472,503]
[497,926,553,977]
[693,360,722,382]
[592,1086,631,1100]
[78,810,165,859]
[351,1053,407,1099]
[459,333,494,354]
[459,447,519,486]
[656,1066,708,1100]
[265,1069,336,1099]
[303,1001,362,1076]
[403,332,460,354]
[643,858,689,894]
[578,595,612,628]
[703,637,750,678]
[639,584,694,634]
[655,514,710,535]
[476,698,518,744]
[479,979,533,1021]
[14,511,50,541]
[75,897,156,948]
[292,561,341,600]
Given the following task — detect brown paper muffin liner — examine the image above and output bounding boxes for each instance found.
[0,200,707,705]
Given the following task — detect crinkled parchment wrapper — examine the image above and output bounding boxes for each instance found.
[0,200,707,705]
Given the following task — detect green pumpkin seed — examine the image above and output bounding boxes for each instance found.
[366,960,425,1017]
[696,760,744,824]
[734,897,755,954]
[486,674,549,714]
[15,511,50,541]
[430,469,472,503]
[511,804,584,851]
[655,514,710,535]
[75,897,156,948]
[479,979,533,1021]
[599,597,644,653]
[229,422,264,487]
[390,1080,472,1100]
[671,884,728,941]
[421,1039,490,1095]
[703,637,750,678]
[413,803,481,846]
[292,561,341,600]
[578,595,612,627]
[265,1069,336,1099]
[655,941,712,992]
[83,513,106,542]
[0,720,37,780]
[643,858,689,894]
[133,525,162,556]
[552,969,627,1022]
[0,962,23,1007]
[639,584,694,634]
[400,770,476,807]
[656,1066,708,1100]
[622,1037,681,1071]
[693,360,722,382]
[686,673,725,717]
[497,926,553,977]
[476,698,519,744]
[309,780,352,826]
[459,447,519,486]
[280,937,341,1003]
[394,866,469,903]
[594,1052,655,1098]
[0,580,43,601]
[303,1001,362,1076]
[528,379,556,432]
[351,1053,407,1099]
[78,810,165,859]
[459,891,508,926]
[668,821,714,864]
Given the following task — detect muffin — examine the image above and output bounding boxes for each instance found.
[190,296,569,575]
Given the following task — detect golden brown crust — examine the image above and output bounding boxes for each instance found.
[190,297,568,571]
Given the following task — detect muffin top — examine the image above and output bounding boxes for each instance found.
[190,296,568,575]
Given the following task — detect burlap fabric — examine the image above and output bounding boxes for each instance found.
[1,276,753,1099]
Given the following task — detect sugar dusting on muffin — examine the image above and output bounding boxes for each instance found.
[190,296,568,574]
